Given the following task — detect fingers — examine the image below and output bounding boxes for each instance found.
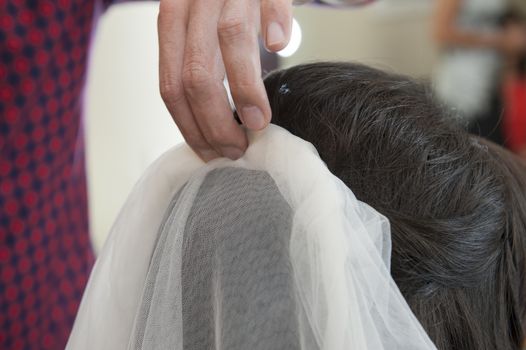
[261,0,293,52]
[182,0,248,159]
[160,0,281,159]
[158,0,220,161]
[218,0,272,131]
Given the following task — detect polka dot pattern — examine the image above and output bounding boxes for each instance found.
[0,1,99,349]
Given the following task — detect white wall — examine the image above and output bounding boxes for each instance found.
[86,1,438,251]
[86,3,182,251]
[283,1,438,77]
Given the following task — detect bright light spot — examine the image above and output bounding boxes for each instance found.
[278,18,302,58]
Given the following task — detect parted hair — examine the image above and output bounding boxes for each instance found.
[264,62,526,350]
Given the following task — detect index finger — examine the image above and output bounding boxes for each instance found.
[182,0,249,159]
[158,0,220,161]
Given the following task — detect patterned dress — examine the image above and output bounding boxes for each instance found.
[0,1,113,349]
[0,1,371,349]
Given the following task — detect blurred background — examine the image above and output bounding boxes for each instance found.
[87,0,526,250]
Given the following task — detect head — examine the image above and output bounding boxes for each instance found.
[264,62,526,350]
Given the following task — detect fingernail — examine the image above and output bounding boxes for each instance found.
[241,106,266,130]
[221,146,244,160]
[267,22,285,48]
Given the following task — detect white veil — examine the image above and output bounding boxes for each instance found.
[67,125,436,350]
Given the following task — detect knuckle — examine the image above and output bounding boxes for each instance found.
[217,16,247,42]
[230,79,259,93]
[206,124,233,146]
[159,78,184,107]
[184,133,208,150]
[181,62,212,91]
[229,81,261,101]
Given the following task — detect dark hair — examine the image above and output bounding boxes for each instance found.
[264,62,526,350]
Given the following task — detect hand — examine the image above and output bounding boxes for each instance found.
[158,0,293,161]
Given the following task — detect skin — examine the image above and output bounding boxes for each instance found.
[158,0,293,161]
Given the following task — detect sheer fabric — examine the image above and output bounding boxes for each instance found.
[67,125,436,350]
